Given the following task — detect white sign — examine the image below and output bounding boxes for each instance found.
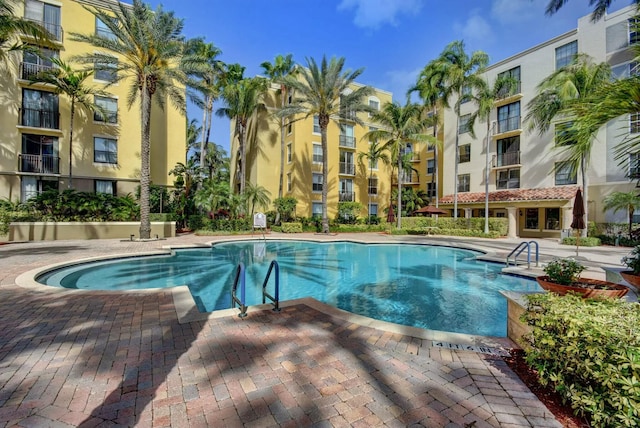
[253,212,267,229]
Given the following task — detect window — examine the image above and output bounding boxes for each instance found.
[25,0,62,41]
[457,174,470,192]
[312,143,322,164]
[95,180,116,195]
[287,143,292,163]
[340,124,355,147]
[496,136,520,166]
[545,208,560,230]
[496,168,520,189]
[22,47,57,80]
[368,145,379,170]
[368,203,378,216]
[497,102,520,133]
[368,177,378,195]
[21,134,58,174]
[497,66,521,98]
[287,173,292,192]
[630,152,640,179]
[339,150,354,175]
[312,202,322,217]
[96,17,116,40]
[427,182,436,197]
[313,115,320,134]
[458,114,471,134]
[94,137,117,164]
[630,18,640,45]
[368,126,377,142]
[554,121,576,146]
[368,97,379,116]
[555,162,577,185]
[631,113,640,134]
[339,178,353,201]
[95,58,117,82]
[427,158,435,174]
[312,173,323,192]
[460,85,472,104]
[21,176,57,202]
[21,89,59,129]
[525,208,539,229]
[94,96,118,124]
[287,121,292,134]
[458,144,470,163]
[555,40,577,69]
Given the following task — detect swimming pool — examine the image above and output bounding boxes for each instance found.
[37,240,541,337]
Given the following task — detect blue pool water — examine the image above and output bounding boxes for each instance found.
[37,241,541,337]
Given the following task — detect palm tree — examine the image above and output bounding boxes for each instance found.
[243,182,271,218]
[185,38,223,169]
[365,101,431,228]
[194,178,230,216]
[279,56,374,233]
[216,76,268,195]
[71,0,190,239]
[603,191,640,236]
[186,118,201,162]
[30,57,105,189]
[0,0,51,68]
[544,0,638,21]
[416,41,489,218]
[357,140,390,223]
[260,54,297,220]
[525,53,611,235]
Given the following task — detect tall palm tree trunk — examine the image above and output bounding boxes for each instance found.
[203,97,214,164]
[276,86,286,225]
[396,155,402,229]
[432,108,439,209]
[199,102,208,167]
[581,155,588,238]
[453,114,460,219]
[139,88,152,239]
[321,124,329,233]
[68,100,75,189]
[239,122,246,195]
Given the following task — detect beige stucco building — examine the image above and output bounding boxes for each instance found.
[0,0,185,203]
[441,5,639,238]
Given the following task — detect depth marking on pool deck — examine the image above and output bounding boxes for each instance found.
[431,341,510,357]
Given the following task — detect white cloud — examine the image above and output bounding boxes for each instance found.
[337,0,422,30]
[490,0,541,25]
[453,12,494,44]
[384,68,422,101]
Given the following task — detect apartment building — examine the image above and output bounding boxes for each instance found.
[0,0,185,203]
[440,5,639,238]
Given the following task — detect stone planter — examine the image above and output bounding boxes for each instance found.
[536,276,629,299]
[620,271,640,290]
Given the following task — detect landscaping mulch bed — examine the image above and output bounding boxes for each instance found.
[504,349,590,428]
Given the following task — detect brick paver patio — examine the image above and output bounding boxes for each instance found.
[0,234,599,427]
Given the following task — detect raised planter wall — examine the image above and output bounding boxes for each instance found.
[8,222,176,241]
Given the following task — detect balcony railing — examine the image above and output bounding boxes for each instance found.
[393,173,419,184]
[339,135,355,148]
[339,192,354,202]
[340,108,356,121]
[20,62,53,80]
[94,111,118,124]
[492,151,521,167]
[19,153,60,174]
[497,116,521,134]
[496,81,521,100]
[339,162,355,175]
[19,108,60,129]
[26,18,63,42]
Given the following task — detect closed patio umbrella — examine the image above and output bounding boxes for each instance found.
[570,189,585,257]
[413,205,448,216]
[386,203,395,223]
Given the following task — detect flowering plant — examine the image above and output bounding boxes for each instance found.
[543,258,585,285]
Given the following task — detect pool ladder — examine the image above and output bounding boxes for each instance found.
[231,260,281,318]
[506,241,539,269]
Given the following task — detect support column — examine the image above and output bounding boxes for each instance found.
[464,208,472,219]
[507,207,518,239]
[563,207,573,231]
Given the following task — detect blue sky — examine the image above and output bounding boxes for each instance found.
[144,0,629,154]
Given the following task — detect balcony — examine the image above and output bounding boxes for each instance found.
[26,19,63,42]
[20,62,53,80]
[496,81,521,100]
[339,135,355,148]
[492,151,521,168]
[339,162,355,175]
[19,108,60,129]
[19,153,60,174]
[497,116,521,134]
[340,107,356,121]
[339,192,354,202]
[393,173,420,184]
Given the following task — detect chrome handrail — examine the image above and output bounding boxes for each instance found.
[262,260,280,312]
[506,240,539,268]
[231,263,247,317]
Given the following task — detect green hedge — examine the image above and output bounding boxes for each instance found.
[332,223,386,233]
[0,211,39,235]
[521,293,640,427]
[561,236,601,247]
[149,213,177,222]
[398,216,507,235]
[281,222,303,233]
[200,218,251,232]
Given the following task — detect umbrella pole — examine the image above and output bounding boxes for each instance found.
[575,228,580,258]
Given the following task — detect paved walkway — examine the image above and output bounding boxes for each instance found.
[0,233,632,427]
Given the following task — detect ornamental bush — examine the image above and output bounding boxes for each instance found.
[521,293,640,427]
[560,236,601,247]
[281,222,303,233]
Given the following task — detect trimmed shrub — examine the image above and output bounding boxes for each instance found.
[149,213,176,222]
[521,293,640,427]
[397,216,507,235]
[560,236,601,247]
[281,222,303,233]
[187,215,205,231]
[200,218,251,232]
[0,211,39,235]
[332,223,386,233]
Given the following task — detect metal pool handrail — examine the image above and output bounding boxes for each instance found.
[262,260,280,312]
[231,263,247,317]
